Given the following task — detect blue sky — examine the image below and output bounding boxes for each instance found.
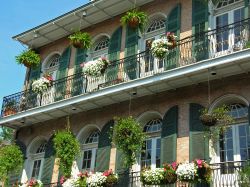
[0,1,88,109]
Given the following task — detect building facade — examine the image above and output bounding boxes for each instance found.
[1,0,250,186]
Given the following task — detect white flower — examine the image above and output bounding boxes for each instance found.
[176,161,198,181]
[32,77,51,94]
[83,58,109,77]
[141,168,165,185]
[87,172,107,187]
[151,37,175,59]
[62,178,78,187]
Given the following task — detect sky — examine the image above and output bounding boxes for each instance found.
[0,0,88,109]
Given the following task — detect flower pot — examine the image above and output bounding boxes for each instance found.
[165,173,177,184]
[22,60,32,68]
[128,17,139,28]
[200,114,217,127]
[72,41,84,48]
[100,63,109,74]
[4,109,17,116]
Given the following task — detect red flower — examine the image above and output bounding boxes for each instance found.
[60,176,65,185]
[103,169,113,176]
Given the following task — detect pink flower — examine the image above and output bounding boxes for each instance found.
[60,176,65,185]
[80,63,85,67]
[196,159,203,168]
[171,162,178,170]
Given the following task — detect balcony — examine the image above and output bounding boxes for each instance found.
[1,18,250,127]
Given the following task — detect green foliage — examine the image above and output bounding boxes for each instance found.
[202,106,234,143]
[121,9,148,33]
[68,31,91,49]
[74,174,87,187]
[15,49,41,68]
[239,162,250,187]
[113,116,146,168]
[53,129,80,178]
[0,144,24,185]
[0,127,14,143]
[245,41,250,49]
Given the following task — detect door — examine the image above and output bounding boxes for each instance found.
[215,123,250,186]
[142,35,165,77]
[141,137,161,170]
[214,7,245,56]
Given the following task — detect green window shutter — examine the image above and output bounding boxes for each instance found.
[29,63,41,83]
[161,106,178,164]
[55,47,71,101]
[189,103,209,161]
[95,120,114,172]
[41,136,56,184]
[244,0,249,18]
[115,149,126,173]
[165,4,181,70]
[106,27,122,84]
[15,139,27,159]
[124,27,138,80]
[71,48,86,97]
[192,0,209,61]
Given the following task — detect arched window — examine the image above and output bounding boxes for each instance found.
[92,36,109,60]
[141,118,162,169]
[28,140,47,179]
[216,0,242,9]
[43,53,60,80]
[79,129,100,171]
[146,19,165,33]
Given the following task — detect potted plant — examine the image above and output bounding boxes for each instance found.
[19,179,43,187]
[167,32,178,49]
[113,116,146,169]
[163,162,178,184]
[141,168,165,185]
[200,109,218,127]
[32,76,52,94]
[87,172,107,187]
[3,99,17,116]
[151,38,170,59]
[194,159,211,183]
[82,57,110,77]
[239,162,250,187]
[176,161,198,183]
[121,9,148,32]
[68,31,91,49]
[103,170,118,187]
[15,50,41,68]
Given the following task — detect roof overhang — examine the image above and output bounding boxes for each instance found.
[1,49,250,129]
[12,0,154,48]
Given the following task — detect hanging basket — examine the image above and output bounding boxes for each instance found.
[4,109,17,116]
[128,17,139,28]
[200,114,217,127]
[72,41,84,48]
[22,60,32,68]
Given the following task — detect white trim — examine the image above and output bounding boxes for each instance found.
[1,49,250,127]
[42,51,61,73]
[27,136,48,155]
[76,124,101,141]
[136,110,163,127]
[92,33,110,43]
[209,94,249,112]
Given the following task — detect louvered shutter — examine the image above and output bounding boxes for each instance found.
[41,136,56,184]
[29,64,41,84]
[95,120,114,172]
[124,27,138,80]
[189,103,209,161]
[161,106,178,164]
[55,47,71,101]
[192,0,209,61]
[165,4,181,70]
[71,48,86,96]
[244,0,249,18]
[115,149,126,173]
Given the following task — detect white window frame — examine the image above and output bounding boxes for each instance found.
[29,153,45,180]
[80,143,98,171]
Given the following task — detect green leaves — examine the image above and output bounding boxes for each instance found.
[53,130,80,178]
[113,116,145,168]
[0,144,24,185]
[68,31,91,49]
[15,49,41,68]
[121,9,148,33]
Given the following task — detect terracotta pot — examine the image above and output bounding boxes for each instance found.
[128,17,139,28]
[4,109,17,116]
[200,114,217,127]
[22,60,31,68]
[72,41,84,48]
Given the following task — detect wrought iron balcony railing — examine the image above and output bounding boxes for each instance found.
[1,18,250,117]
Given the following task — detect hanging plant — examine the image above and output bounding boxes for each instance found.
[3,99,17,117]
[0,144,24,186]
[53,128,80,178]
[121,9,148,32]
[15,49,41,68]
[201,106,234,143]
[112,116,146,168]
[69,31,91,49]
